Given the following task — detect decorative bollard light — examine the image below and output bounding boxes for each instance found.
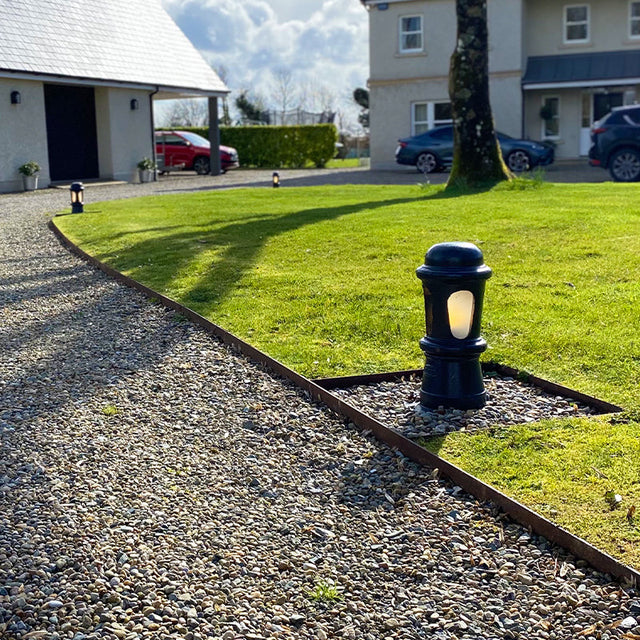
[70,182,84,213]
[416,242,492,410]
[272,172,280,188]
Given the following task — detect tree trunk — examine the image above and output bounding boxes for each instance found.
[447,0,511,190]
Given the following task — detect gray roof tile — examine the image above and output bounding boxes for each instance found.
[0,0,227,94]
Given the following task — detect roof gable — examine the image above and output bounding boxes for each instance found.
[0,0,228,95]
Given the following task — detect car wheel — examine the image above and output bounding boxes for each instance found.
[416,152,438,174]
[193,156,210,175]
[506,150,531,173]
[609,148,640,182]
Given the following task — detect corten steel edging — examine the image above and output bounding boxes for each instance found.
[48,218,638,585]
[313,365,623,415]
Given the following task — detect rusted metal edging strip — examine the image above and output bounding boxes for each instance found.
[313,365,623,415]
[48,218,638,585]
[312,370,422,390]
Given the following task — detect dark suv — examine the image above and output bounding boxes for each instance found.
[589,105,640,181]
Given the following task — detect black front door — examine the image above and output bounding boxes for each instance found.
[594,92,623,122]
[44,84,99,181]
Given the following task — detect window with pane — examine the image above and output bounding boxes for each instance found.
[434,103,452,125]
[158,134,187,146]
[542,97,560,138]
[564,5,589,43]
[631,1,640,38]
[413,103,429,134]
[581,93,591,128]
[399,15,423,53]
[624,107,640,124]
[412,102,452,135]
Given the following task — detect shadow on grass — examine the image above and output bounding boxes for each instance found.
[92,195,424,308]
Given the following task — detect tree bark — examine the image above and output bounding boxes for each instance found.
[447,0,511,190]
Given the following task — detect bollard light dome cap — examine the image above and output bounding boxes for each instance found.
[418,242,491,278]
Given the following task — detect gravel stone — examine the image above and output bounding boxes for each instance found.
[333,374,597,439]
[0,175,638,640]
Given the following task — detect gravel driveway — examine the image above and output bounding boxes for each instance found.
[1,175,638,640]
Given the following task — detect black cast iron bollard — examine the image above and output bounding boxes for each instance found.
[416,242,492,410]
[70,182,84,214]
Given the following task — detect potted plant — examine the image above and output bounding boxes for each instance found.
[137,157,157,183]
[18,161,41,191]
[539,104,554,122]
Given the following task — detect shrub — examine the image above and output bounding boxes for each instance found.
[137,157,157,171]
[167,125,338,169]
[18,161,41,176]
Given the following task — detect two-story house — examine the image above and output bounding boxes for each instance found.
[362,0,640,169]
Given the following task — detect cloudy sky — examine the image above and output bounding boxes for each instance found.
[159,0,370,130]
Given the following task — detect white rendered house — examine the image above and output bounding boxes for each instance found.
[0,0,228,192]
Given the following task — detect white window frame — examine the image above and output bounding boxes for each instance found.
[412,101,452,135]
[399,15,423,54]
[541,96,560,139]
[563,4,590,44]
[630,1,640,39]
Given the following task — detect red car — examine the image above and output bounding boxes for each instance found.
[155,130,239,174]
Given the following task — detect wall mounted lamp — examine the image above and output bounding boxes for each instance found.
[10,91,21,105]
[130,98,139,111]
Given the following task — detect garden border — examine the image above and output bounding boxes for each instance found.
[313,365,623,415]
[48,217,639,586]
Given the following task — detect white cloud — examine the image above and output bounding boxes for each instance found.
[160,0,369,130]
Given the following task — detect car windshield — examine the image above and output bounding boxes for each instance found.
[179,131,210,148]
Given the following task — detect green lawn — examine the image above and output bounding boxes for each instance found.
[324,158,362,168]
[54,181,640,568]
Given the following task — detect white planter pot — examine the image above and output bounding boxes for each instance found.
[139,169,154,183]
[22,175,39,191]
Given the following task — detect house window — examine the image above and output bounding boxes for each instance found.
[564,5,589,43]
[412,101,452,135]
[630,1,640,38]
[399,15,423,53]
[541,97,560,138]
[434,102,452,125]
[413,103,429,134]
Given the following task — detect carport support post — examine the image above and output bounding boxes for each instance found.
[208,97,222,176]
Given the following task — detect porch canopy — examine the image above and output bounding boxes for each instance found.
[522,50,640,90]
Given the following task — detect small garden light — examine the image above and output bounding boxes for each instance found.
[416,242,492,410]
[272,172,280,188]
[70,182,84,213]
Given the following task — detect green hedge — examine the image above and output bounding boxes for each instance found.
[170,125,338,169]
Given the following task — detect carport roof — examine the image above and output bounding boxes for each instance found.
[523,50,640,89]
[0,0,228,97]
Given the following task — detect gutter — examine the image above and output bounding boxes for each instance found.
[0,69,229,98]
[523,78,640,91]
